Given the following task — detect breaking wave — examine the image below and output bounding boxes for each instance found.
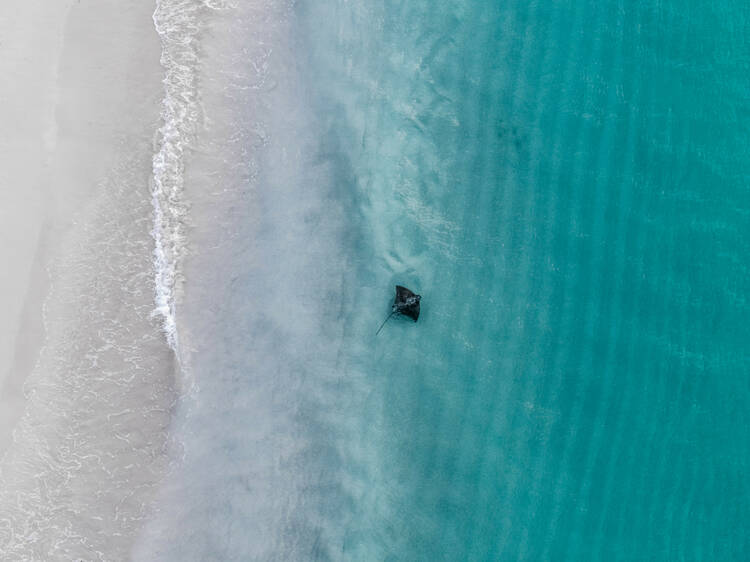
[150,0,205,351]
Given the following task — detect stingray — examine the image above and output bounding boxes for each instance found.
[376,285,422,335]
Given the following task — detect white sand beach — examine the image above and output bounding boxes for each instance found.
[0,0,72,450]
[0,0,177,558]
[0,0,163,452]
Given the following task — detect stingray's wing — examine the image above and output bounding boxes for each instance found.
[395,285,415,304]
[402,301,420,322]
[395,285,420,321]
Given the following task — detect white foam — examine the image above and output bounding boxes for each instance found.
[130,0,376,558]
[0,2,184,559]
[150,0,205,351]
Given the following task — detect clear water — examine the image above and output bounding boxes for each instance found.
[294,0,750,559]
[137,0,749,560]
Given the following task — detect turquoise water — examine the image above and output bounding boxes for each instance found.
[295,0,750,559]
[2,1,746,559]
[134,0,749,559]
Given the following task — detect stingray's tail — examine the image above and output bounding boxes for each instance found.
[375,311,396,336]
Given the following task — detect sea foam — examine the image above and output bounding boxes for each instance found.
[150,0,205,351]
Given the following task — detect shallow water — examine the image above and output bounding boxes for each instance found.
[294,0,750,559]
[73,0,750,559]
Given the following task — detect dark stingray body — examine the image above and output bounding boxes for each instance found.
[375,285,422,335]
[394,285,421,322]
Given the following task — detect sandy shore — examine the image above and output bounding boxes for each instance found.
[0,0,177,559]
[0,0,161,453]
[0,0,72,451]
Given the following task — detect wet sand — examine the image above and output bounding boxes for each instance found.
[0,0,72,452]
[0,0,178,559]
[0,0,161,454]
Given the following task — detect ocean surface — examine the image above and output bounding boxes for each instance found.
[284,1,749,559]
[2,0,748,560]
[137,0,749,559]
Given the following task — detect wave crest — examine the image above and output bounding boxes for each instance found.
[150,0,204,350]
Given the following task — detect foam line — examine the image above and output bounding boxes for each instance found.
[150,0,204,351]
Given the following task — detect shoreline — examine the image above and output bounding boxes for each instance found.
[0,0,167,456]
[0,0,178,558]
[131,1,369,558]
